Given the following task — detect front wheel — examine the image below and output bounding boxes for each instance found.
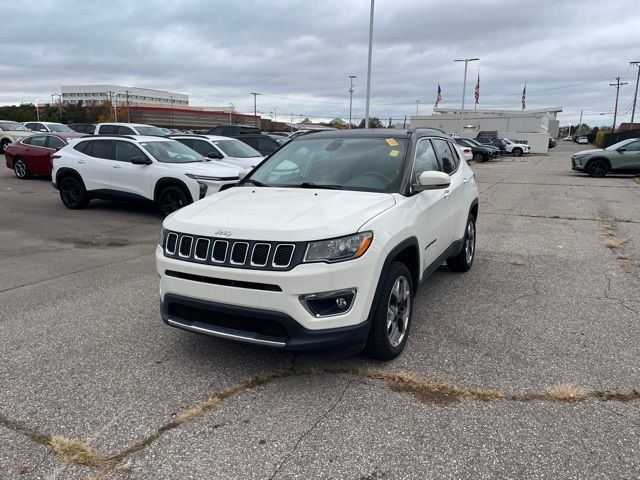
[586,159,607,178]
[512,148,523,157]
[365,261,414,361]
[472,152,483,162]
[158,186,191,216]
[13,158,32,179]
[447,215,476,272]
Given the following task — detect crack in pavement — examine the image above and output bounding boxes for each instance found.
[482,212,640,224]
[268,378,353,480]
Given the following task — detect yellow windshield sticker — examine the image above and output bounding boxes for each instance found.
[389,149,399,157]
[386,138,399,147]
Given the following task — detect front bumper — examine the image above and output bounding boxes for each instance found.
[161,293,370,353]
[571,157,584,171]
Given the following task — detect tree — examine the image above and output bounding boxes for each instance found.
[358,117,383,128]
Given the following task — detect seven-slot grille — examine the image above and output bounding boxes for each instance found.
[163,231,300,270]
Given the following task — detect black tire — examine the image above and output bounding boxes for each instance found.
[1,140,9,153]
[446,214,476,272]
[472,152,483,162]
[13,158,32,179]
[158,185,191,216]
[364,261,414,361]
[512,148,523,157]
[586,159,607,178]
[59,176,90,209]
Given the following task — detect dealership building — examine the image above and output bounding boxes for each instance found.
[410,107,562,153]
[60,85,188,107]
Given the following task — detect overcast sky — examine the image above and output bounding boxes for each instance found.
[2,0,639,126]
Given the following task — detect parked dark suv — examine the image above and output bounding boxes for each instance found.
[454,138,497,162]
[206,124,261,136]
[476,137,506,153]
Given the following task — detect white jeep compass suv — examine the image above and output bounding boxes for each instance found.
[52,135,241,215]
[156,129,479,359]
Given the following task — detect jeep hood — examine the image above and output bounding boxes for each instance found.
[165,187,397,241]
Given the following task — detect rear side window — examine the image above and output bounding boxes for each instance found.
[29,136,48,147]
[47,136,66,149]
[118,126,135,135]
[432,139,458,174]
[98,125,118,134]
[258,138,277,154]
[74,141,91,153]
[88,140,115,159]
[115,141,145,162]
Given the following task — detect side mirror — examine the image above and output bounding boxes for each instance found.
[238,168,251,181]
[39,128,48,132]
[617,148,626,152]
[412,171,451,193]
[207,151,223,159]
[130,156,152,165]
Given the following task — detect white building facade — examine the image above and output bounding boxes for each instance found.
[410,107,562,154]
[60,85,188,107]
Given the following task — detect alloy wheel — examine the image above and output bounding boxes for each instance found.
[14,160,27,178]
[387,276,411,347]
[465,219,475,264]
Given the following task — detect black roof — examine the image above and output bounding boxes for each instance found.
[301,128,449,140]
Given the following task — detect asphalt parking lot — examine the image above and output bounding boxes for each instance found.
[1,142,639,479]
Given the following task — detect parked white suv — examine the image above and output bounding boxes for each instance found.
[0,121,33,152]
[94,122,168,136]
[156,129,479,359]
[170,134,265,169]
[503,138,530,157]
[52,136,241,215]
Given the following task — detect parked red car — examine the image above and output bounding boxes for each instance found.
[5,132,83,179]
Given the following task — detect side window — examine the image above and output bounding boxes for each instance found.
[90,140,115,159]
[74,141,91,154]
[258,138,277,154]
[177,138,193,149]
[242,138,258,149]
[118,126,136,135]
[99,125,118,135]
[432,139,457,174]
[22,137,32,145]
[624,141,640,151]
[115,141,145,162]
[191,140,216,156]
[412,139,440,182]
[36,123,47,131]
[46,136,65,149]
[29,136,48,147]
[25,123,36,131]
[446,142,461,170]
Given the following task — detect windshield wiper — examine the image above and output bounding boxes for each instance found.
[243,178,267,187]
[296,182,343,190]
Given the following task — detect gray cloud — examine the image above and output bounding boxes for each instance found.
[1,0,639,125]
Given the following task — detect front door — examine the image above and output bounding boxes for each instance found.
[110,140,153,200]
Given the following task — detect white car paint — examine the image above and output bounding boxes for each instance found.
[0,120,33,151]
[503,138,530,155]
[23,121,75,133]
[171,135,265,169]
[456,144,473,161]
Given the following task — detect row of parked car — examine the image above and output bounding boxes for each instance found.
[452,136,531,162]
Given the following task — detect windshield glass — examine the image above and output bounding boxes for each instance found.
[465,139,482,147]
[140,141,204,163]
[214,139,261,158]
[136,126,169,136]
[272,136,289,145]
[47,124,74,132]
[244,136,409,193]
[0,122,29,131]
[605,139,633,150]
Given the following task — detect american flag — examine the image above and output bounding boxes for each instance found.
[521,83,526,111]
[434,84,442,108]
[474,74,480,104]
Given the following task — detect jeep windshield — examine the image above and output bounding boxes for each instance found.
[242,136,408,193]
[140,141,205,163]
[214,139,262,158]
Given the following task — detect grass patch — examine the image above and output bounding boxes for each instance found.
[362,369,503,404]
[510,260,526,266]
[546,384,586,402]
[49,436,115,468]
[633,176,640,184]
[605,238,630,249]
[595,390,640,401]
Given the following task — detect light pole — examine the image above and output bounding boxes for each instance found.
[273,107,277,123]
[229,103,234,123]
[415,100,420,116]
[250,92,261,126]
[348,75,357,129]
[364,0,374,128]
[170,96,174,128]
[454,57,479,134]
[35,99,40,121]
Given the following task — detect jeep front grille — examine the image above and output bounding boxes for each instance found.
[163,231,302,271]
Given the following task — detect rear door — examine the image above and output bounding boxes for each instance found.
[111,140,154,200]
[432,138,467,243]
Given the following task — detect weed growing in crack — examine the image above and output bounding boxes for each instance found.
[49,436,115,469]
[605,238,630,249]
[510,260,526,266]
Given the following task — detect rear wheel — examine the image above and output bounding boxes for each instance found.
[1,140,10,153]
[446,214,476,272]
[13,158,32,179]
[512,148,523,157]
[158,185,191,216]
[59,176,90,209]
[365,261,413,361]
[586,159,607,178]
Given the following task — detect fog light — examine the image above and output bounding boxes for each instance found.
[299,288,357,317]
[198,182,208,199]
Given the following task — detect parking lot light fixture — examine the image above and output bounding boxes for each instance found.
[454,58,479,134]
[35,99,40,121]
[364,0,375,129]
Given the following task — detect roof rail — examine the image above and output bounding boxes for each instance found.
[167,134,210,139]
[407,127,447,134]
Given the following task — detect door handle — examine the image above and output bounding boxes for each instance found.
[77,160,86,164]
[112,165,122,169]
[463,177,468,184]
[443,189,451,198]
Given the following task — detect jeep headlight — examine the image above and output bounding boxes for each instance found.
[158,226,167,246]
[304,232,373,263]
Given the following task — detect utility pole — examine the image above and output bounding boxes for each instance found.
[52,94,62,121]
[229,103,234,123]
[454,58,480,134]
[415,100,420,116]
[364,0,374,128]
[348,75,357,129]
[610,77,627,133]
[170,96,174,128]
[35,99,40,121]
[402,115,406,129]
[125,90,130,122]
[250,92,261,127]
[578,109,583,135]
[273,107,277,123]
[106,91,114,121]
[630,61,640,127]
